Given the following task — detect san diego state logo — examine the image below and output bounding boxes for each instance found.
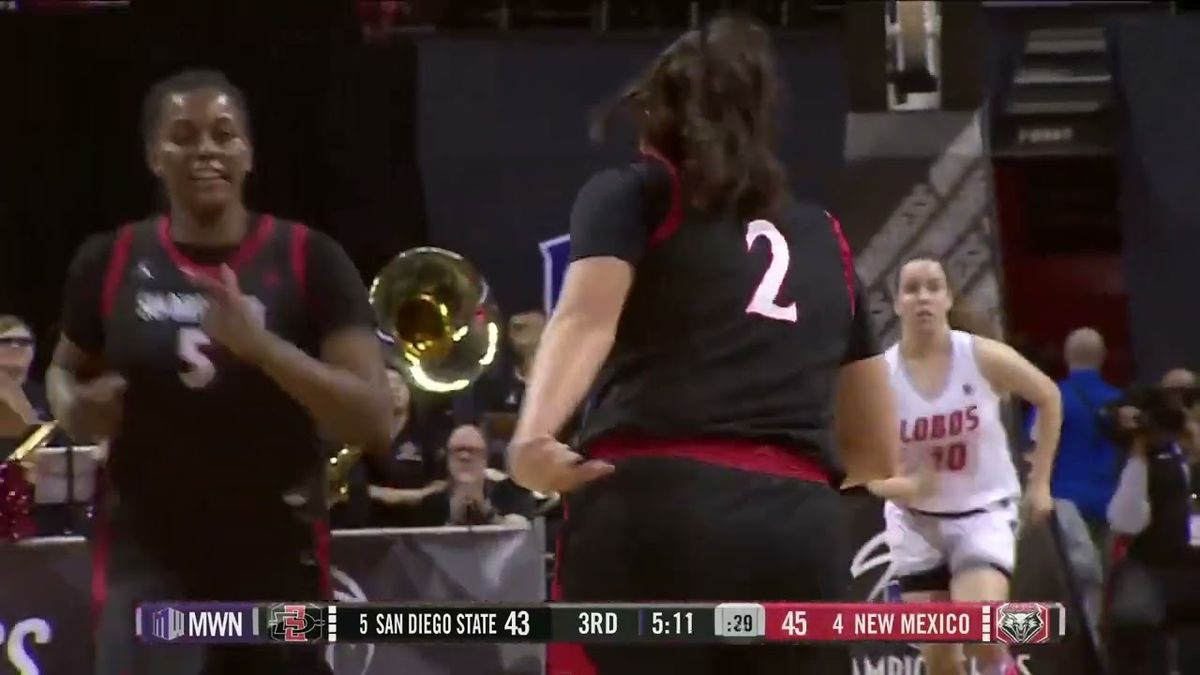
[266,602,326,643]
[538,234,570,315]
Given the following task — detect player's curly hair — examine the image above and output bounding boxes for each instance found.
[591,14,789,223]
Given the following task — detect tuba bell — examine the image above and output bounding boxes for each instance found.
[328,248,500,507]
[369,247,501,393]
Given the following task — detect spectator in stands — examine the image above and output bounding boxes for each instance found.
[364,366,447,527]
[1105,369,1200,674]
[456,310,547,466]
[423,424,533,527]
[1161,367,1196,391]
[0,315,47,428]
[1041,327,1122,548]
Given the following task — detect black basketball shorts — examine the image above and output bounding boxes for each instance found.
[91,498,332,675]
[556,454,853,675]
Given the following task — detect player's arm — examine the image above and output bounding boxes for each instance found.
[839,357,904,490]
[976,336,1062,496]
[246,232,392,449]
[833,270,902,491]
[47,234,124,441]
[512,166,652,446]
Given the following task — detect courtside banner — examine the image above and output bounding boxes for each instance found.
[134,602,1066,645]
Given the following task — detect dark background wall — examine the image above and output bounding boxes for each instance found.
[1109,16,1200,382]
[418,30,848,316]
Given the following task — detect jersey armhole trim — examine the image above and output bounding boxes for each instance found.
[100,224,136,320]
[826,211,856,316]
[289,222,310,309]
[958,331,999,397]
[640,146,684,247]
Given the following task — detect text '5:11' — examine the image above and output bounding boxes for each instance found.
[650,611,694,635]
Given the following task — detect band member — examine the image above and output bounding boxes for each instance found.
[876,255,1060,675]
[47,69,391,675]
[509,15,898,675]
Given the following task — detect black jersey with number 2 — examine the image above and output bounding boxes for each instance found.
[571,153,879,475]
[63,215,372,534]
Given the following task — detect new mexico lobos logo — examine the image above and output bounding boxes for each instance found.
[995,603,1050,644]
[539,234,571,315]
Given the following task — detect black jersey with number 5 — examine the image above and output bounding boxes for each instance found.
[88,216,328,525]
[570,153,879,475]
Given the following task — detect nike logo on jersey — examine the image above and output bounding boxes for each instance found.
[900,405,980,443]
[137,261,154,279]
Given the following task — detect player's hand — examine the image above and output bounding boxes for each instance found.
[1022,481,1054,524]
[509,435,615,495]
[189,264,271,362]
[65,373,126,441]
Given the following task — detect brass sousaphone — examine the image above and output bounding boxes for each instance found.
[328,248,501,505]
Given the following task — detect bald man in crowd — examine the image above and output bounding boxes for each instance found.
[1160,367,1196,390]
[422,424,535,527]
[1029,328,1122,546]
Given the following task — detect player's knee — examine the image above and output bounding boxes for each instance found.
[920,644,963,675]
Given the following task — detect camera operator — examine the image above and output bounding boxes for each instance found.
[1105,373,1200,675]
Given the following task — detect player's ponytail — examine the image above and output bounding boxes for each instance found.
[591,14,789,222]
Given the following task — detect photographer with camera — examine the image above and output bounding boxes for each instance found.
[1105,369,1200,674]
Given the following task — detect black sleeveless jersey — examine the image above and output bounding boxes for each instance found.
[100,215,325,527]
[570,156,878,475]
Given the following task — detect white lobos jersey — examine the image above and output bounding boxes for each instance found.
[884,330,1021,513]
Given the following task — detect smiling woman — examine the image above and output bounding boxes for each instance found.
[44,69,392,675]
[139,70,255,224]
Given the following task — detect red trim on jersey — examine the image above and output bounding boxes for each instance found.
[100,224,136,319]
[313,519,332,599]
[156,213,276,275]
[289,222,311,307]
[590,435,831,484]
[826,212,856,315]
[547,501,598,675]
[640,146,684,246]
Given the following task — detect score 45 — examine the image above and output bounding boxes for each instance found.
[781,610,808,637]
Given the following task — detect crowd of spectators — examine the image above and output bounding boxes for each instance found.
[1020,326,1200,673]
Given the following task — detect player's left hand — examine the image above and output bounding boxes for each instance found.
[1022,481,1054,524]
[189,264,271,362]
[509,434,615,495]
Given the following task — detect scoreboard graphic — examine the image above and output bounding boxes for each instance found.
[135,601,1066,646]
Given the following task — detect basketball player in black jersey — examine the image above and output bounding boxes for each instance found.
[510,16,901,675]
[46,70,392,675]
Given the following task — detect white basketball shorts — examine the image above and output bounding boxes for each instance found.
[883,498,1019,592]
